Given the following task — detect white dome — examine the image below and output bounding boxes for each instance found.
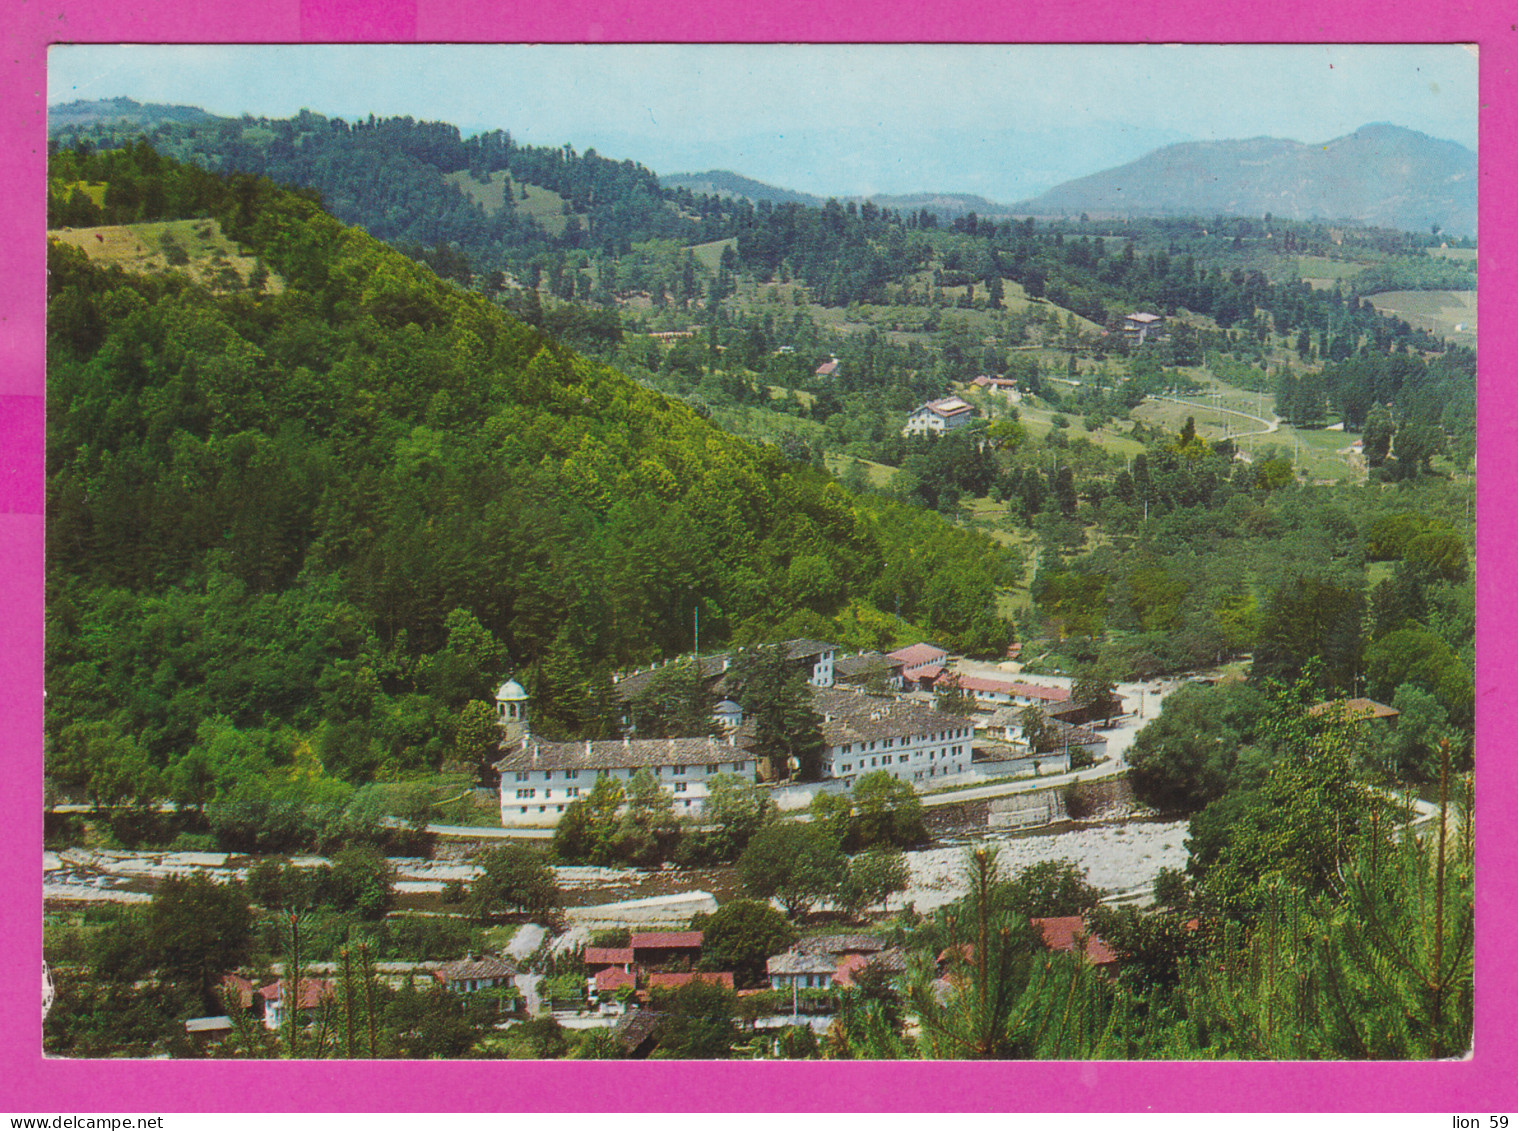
[495,680,528,702]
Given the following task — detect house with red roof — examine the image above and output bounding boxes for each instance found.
[886,643,949,679]
[630,930,704,968]
[257,977,336,1030]
[1031,916,1119,972]
[583,946,635,973]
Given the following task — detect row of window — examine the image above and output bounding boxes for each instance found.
[513,798,698,816]
[829,744,966,775]
[836,728,970,756]
[510,762,747,782]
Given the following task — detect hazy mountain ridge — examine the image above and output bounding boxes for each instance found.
[48,97,219,132]
[1016,123,1476,236]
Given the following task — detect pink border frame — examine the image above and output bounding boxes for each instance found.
[4,2,1511,1114]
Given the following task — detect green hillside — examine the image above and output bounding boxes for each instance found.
[45,147,1020,804]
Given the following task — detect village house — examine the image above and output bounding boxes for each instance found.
[767,949,841,991]
[886,642,949,682]
[583,946,635,974]
[1031,916,1120,973]
[903,396,976,436]
[433,954,517,994]
[630,930,705,968]
[255,978,335,1031]
[814,356,840,378]
[1122,311,1165,345]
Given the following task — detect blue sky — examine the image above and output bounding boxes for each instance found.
[48,44,1477,199]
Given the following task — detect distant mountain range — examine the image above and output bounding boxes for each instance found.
[1014,124,1476,237]
[665,124,1475,236]
[49,101,1476,237]
[661,172,1016,221]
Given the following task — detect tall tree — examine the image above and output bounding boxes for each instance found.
[727,644,825,781]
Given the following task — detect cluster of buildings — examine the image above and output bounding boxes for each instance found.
[187,955,525,1044]
[490,638,1122,828]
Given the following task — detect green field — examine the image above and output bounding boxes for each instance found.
[1363,290,1476,345]
[689,237,738,273]
[48,218,280,294]
[1294,255,1369,284]
[1428,246,1478,262]
[445,170,573,237]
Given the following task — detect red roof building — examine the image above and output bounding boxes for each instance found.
[1031,917,1118,968]
[629,931,703,951]
[594,967,638,994]
[886,643,949,676]
[583,946,636,971]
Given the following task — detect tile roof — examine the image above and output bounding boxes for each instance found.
[885,643,948,667]
[767,950,841,976]
[612,655,730,702]
[583,946,635,967]
[781,638,837,660]
[832,949,907,987]
[495,734,745,773]
[834,652,904,681]
[1032,917,1118,966]
[611,1009,664,1053]
[630,931,704,951]
[594,967,638,994]
[1309,697,1399,721]
[796,934,887,956]
[434,954,517,983]
[646,971,734,990]
[813,686,975,747]
[258,978,335,1009]
[923,397,973,416]
[221,973,256,1010]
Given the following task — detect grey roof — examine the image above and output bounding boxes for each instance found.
[184,1016,233,1033]
[796,934,888,956]
[435,954,518,982]
[495,734,748,773]
[612,655,730,703]
[781,638,837,660]
[611,1009,664,1053]
[767,951,841,976]
[495,680,528,702]
[812,686,975,747]
[834,652,903,679]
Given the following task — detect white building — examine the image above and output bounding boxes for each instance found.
[494,734,753,826]
[903,397,975,436]
[813,686,976,787]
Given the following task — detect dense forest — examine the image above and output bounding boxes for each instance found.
[45,145,1020,816]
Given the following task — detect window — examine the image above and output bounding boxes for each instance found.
[654,766,663,776]
[733,762,746,772]
[674,782,687,793]
[673,764,686,775]
[566,769,579,780]
[707,763,719,774]
[567,787,581,798]
[515,772,529,782]
[543,771,552,781]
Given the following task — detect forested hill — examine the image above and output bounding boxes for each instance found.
[45,146,1020,796]
[48,103,736,272]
